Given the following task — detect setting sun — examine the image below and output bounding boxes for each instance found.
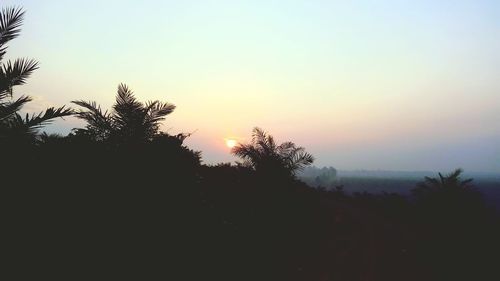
[225,139,237,149]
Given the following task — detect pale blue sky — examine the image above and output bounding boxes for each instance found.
[3,0,500,172]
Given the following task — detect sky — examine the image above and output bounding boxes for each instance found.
[3,0,500,172]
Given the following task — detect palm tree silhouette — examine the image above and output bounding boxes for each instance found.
[72,83,176,144]
[232,127,314,177]
[0,7,73,143]
[412,168,474,197]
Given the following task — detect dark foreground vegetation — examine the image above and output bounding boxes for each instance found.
[2,7,499,281]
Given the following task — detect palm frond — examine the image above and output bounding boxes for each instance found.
[252,127,267,145]
[413,168,476,197]
[277,141,295,157]
[447,168,463,180]
[231,143,254,159]
[287,147,314,173]
[251,127,276,156]
[144,100,175,133]
[72,84,177,143]
[113,83,144,130]
[233,127,314,175]
[264,134,276,152]
[0,7,24,60]
[145,100,175,119]
[115,83,136,105]
[424,176,440,187]
[0,58,39,96]
[72,100,112,128]
[22,106,74,129]
[72,100,114,141]
[0,94,31,121]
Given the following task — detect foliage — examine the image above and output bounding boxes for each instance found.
[0,7,72,144]
[231,127,314,178]
[413,168,473,193]
[72,83,176,145]
[411,168,483,212]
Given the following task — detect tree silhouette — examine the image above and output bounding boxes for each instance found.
[411,168,487,232]
[232,127,314,177]
[72,83,175,144]
[411,168,474,199]
[410,171,494,281]
[0,7,72,143]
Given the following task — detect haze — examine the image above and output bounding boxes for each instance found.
[4,0,499,172]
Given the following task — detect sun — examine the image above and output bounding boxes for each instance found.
[225,139,237,148]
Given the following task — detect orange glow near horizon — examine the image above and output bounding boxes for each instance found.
[9,0,498,172]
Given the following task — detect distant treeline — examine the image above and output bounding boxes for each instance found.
[298,166,338,187]
[299,168,500,209]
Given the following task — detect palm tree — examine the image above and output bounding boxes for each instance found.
[0,7,73,143]
[410,168,488,220]
[412,168,474,198]
[231,127,314,177]
[72,83,176,144]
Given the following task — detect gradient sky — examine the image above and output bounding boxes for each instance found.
[4,0,500,172]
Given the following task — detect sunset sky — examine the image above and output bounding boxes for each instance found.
[4,0,500,172]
